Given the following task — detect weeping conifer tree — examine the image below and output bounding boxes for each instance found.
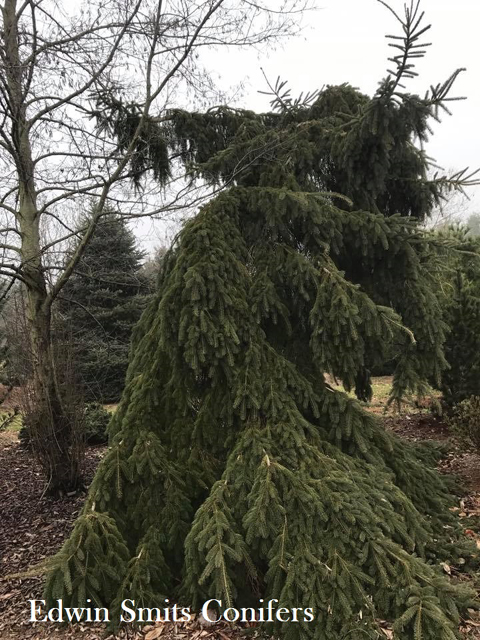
[44,3,479,638]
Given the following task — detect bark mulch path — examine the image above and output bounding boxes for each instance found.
[2,414,480,639]
[0,432,108,639]
[385,411,480,492]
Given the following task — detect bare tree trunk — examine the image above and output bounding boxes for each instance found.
[1,0,313,491]
[25,293,82,493]
[3,0,82,493]
[18,141,82,493]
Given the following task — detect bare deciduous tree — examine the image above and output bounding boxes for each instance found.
[0,0,311,492]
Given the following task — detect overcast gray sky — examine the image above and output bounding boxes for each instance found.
[138,0,480,251]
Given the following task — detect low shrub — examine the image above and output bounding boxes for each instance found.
[448,395,480,448]
[84,402,110,444]
[20,401,110,447]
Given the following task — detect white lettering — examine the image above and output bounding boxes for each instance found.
[303,608,314,622]
[64,608,86,623]
[180,607,191,622]
[120,599,137,622]
[48,600,63,622]
[202,599,221,622]
[266,599,278,622]
[223,607,240,622]
[29,599,47,622]
[276,607,290,622]
[290,607,302,622]
[240,607,256,622]
[94,607,109,622]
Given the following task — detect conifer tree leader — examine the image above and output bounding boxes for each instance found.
[58,211,149,403]
[44,3,479,638]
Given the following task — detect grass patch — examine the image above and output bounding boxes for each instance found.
[328,375,440,415]
[0,411,22,433]
[103,404,118,413]
[370,376,394,409]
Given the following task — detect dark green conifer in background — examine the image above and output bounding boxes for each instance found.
[439,226,480,407]
[58,211,149,403]
[45,3,479,638]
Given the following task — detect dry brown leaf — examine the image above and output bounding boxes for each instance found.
[464,619,480,628]
[441,562,452,575]
[382,630,394,639]
[145,626,165,640]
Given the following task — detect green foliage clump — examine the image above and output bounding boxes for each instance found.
[84,403,111,444]
[0,406,20,433]
[44,512,130,608]
[44,4,478,639]
[439,227,480,407]
[448,395,480,449]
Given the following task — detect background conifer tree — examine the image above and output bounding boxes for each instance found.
[467,213,480,237]
[438,226,480,407]
[45,3,479,638]
[58,211,149,403]
[0,285,28,385]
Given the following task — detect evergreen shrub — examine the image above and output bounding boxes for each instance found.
[448,396,480,449]
[84,403,111,444]
[440,229,480,408]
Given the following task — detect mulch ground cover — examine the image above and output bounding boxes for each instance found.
[0,432,108,639]
[2,411,480,638]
